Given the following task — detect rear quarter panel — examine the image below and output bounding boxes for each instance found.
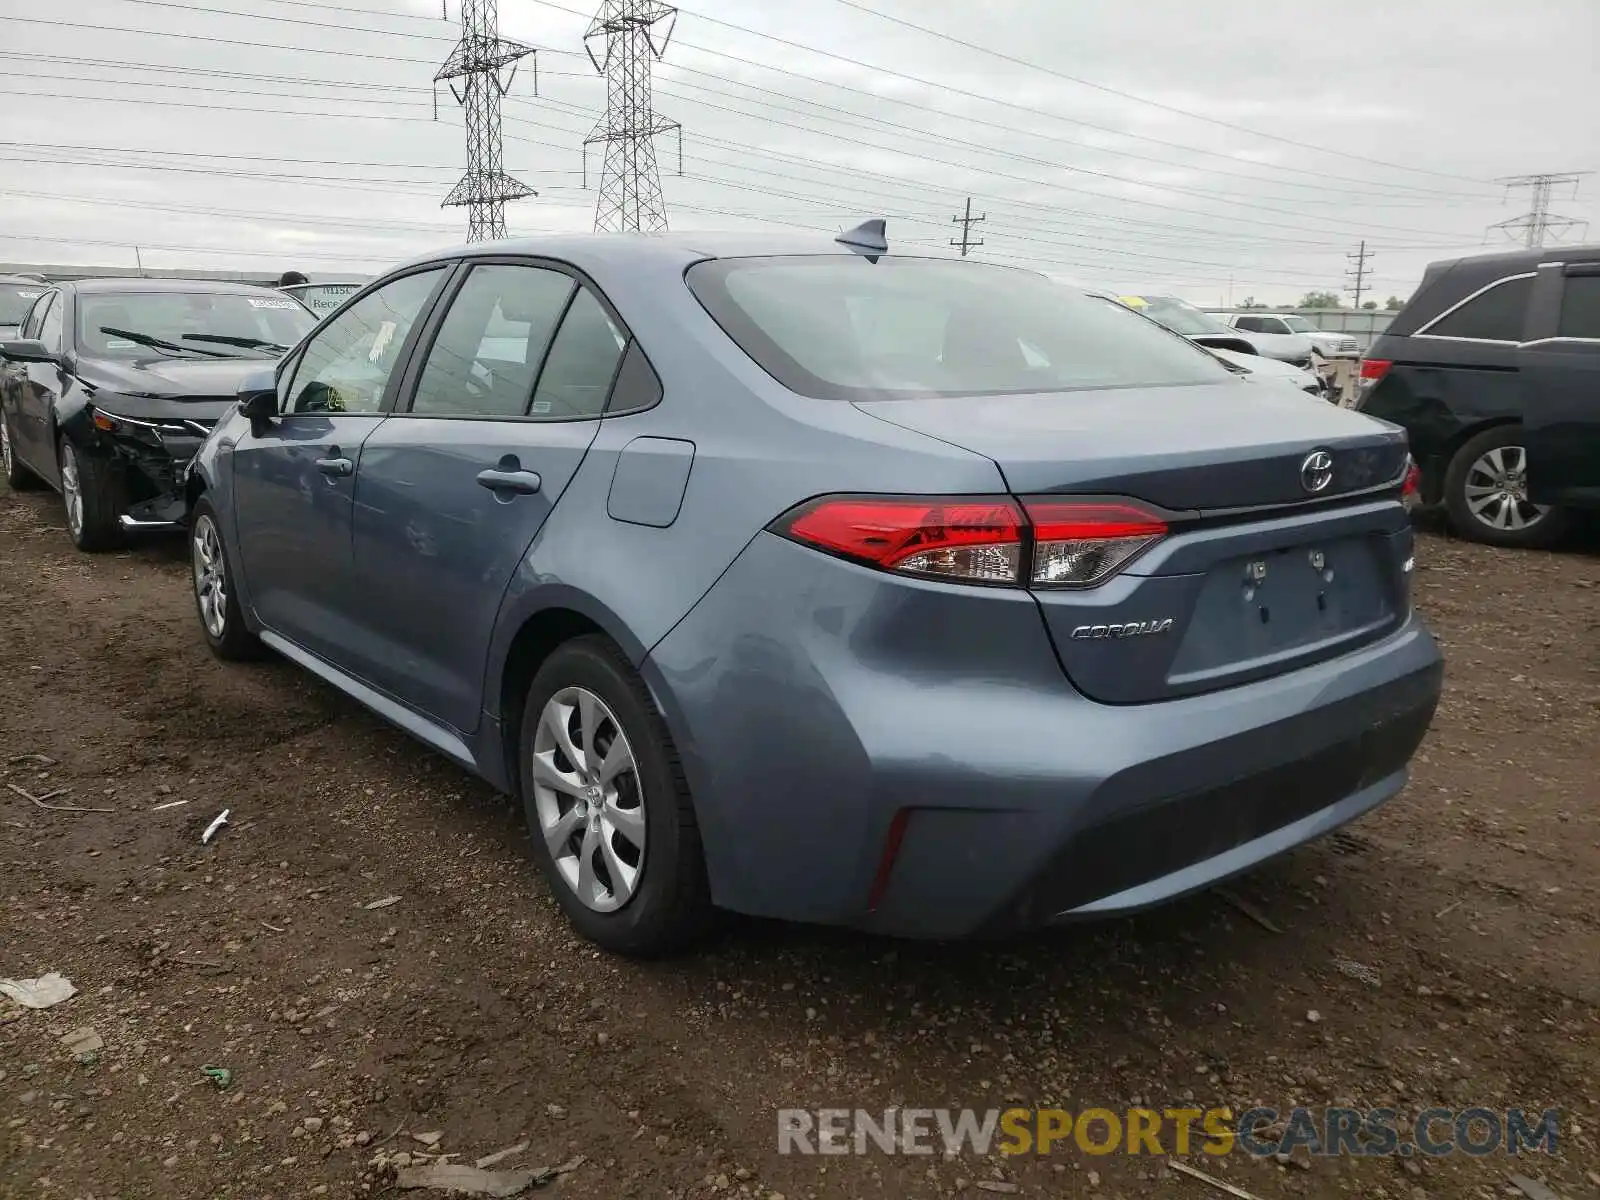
[1361,336,1523,477]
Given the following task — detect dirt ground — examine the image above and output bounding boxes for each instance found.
[0,483,1596,1200]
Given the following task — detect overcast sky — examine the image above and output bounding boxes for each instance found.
[2,0,1595,305]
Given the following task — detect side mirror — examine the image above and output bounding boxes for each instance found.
[236,371,279,422]
[0,339,55,365]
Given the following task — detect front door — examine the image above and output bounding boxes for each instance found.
[1522,266,1600,510]
[13,292,66,481]
[349,262,629,733]
[231,267,450,666]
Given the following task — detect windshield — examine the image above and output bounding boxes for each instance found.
[1281,316,1319,333]
[0,284,47,326]
[1122,295,1238,339]
[687,257,1232,401]
[77,290,316,359]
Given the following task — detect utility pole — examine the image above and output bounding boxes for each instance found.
[583,0,682,233]
[1488,172,1591,248]
[950,197,985,256]
[434,0,536,242]
[1344,240,1372,309]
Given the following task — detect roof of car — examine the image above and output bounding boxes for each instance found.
[393,229,978,275]
[65,277,295,296]
[1424,243,1600,278]
[0,274,48,286]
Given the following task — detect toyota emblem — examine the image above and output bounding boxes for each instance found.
[1300,450,1335,494]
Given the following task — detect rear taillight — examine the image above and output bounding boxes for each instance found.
[772,495,1168,589]
[1358,358,1392,385]
[1023,500,1168,588]
[1402,457,1421,497]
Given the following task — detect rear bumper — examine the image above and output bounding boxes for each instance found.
[644,532,1444,940]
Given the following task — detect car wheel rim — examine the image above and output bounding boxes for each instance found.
[59,445,83,537]
[192,515,228,639]
[1464,444,1546,532]
[530,686,645,914]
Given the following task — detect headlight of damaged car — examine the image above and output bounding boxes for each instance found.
[89,404,211,443]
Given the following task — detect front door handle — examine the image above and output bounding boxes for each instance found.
[476,468,542,495]
[316,456,354,477]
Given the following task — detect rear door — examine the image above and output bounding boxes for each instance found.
[231,266,450,666]
[1522,263,1600,509]
[348,261,628,733]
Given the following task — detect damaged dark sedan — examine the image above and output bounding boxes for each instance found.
[0,279,316,550]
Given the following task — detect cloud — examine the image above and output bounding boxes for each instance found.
[0,0,1592,304]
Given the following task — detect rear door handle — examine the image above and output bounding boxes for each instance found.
[315,456,354,477]
[476,468,542,495]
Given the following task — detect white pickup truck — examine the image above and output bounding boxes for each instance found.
[1208,312,1360,362]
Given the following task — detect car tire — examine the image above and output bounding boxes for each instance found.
[1,411,44,491]
[518,635,711,957]
[1442,425,1569,549]
[190,496,264,661]
[58,437,123,552]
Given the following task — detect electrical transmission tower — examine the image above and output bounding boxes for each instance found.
[1345,240,1372,308]
[583,0,682,233]
[434,0,536,242]
[1488,172,1591,249]
[950,197,985,256]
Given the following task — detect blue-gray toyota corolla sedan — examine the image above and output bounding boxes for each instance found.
[184,225,1444,956]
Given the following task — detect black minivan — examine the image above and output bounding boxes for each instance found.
[1359,244,1600,548]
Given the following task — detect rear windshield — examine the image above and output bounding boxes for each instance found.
[686,256,1232,401]
[0,284,47,325]
[77,290,317,359]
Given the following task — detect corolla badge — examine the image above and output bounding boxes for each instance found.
[1070,619,1175,641]
[1300,449,1335,494]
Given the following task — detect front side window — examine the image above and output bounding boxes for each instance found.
[410,265,574,418]
[20,291,56,340]
[38,294,64,353]
[1281,316,1318,333]
[1556,274,1600,340]
[1233,316,1265,333]
[77,291,316,360]
[1424,275,1532,342]
[687,256,1232,401]
[286,269,445,414]
[0,284,47,327]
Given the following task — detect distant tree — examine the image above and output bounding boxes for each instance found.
[1239,296,1268,309]
[1361,300,1379,310]
[1299,290,1342,309]
[1384,295,1406,310]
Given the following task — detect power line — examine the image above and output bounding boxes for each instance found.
[582,0,681,231]
[950,198,985,257]
[815,0,1497,188]
[1487,173,1593,249]
[435,0,538,241]
[520,0,1492,199]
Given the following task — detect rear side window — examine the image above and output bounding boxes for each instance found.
[1423,275,1531,341]
[529,287,627,419]
[409,264,574,418]
[687,256,1231,401]
[1556,275,1600,339]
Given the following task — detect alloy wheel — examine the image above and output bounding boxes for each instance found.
[1463,444,1546,533]
[530,686,646,913]
[192,514,228,639]
[59,444,84,538]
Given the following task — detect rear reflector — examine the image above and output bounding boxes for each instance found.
[1023,500,1168,588]
[772,495,1169,588]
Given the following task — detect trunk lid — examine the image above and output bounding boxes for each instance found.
[856,383,1415,704]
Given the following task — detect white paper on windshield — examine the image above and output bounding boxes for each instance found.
[248,297,299,309]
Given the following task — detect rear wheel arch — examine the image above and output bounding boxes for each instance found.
[1423,416,1520,502]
